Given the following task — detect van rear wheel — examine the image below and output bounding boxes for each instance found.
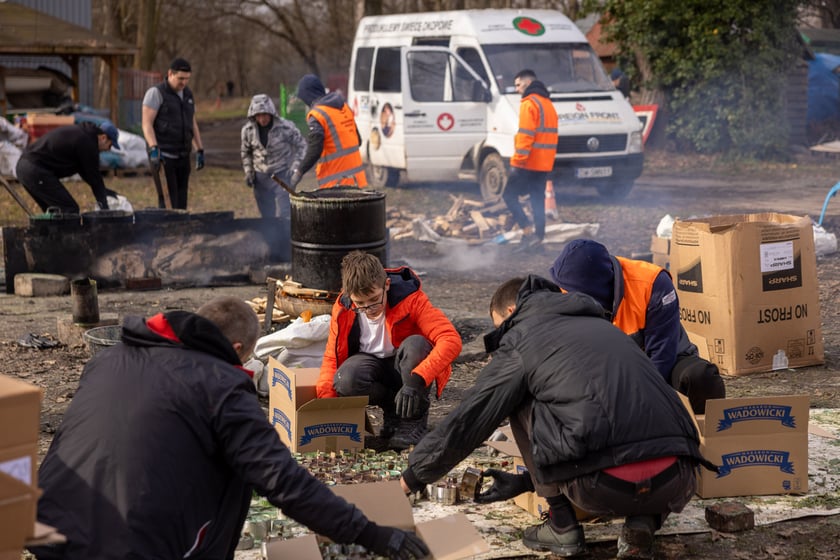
[368,165,400,188]
[479,153,507,202]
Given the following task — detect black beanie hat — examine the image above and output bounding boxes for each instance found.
[296,74,326,106]
[169,58,191,72]
[549,239,615,311]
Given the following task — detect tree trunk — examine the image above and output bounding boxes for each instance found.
[135,0,160,71]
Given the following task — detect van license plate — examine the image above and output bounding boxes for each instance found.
[575,166,613,178]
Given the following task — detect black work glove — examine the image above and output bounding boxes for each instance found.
[356,522,429,560]
[245,172,255,188]
[96,198,109,210]
[394,373,429,419]
[195,149,205,170]
[105,188,119,198]
[474,469,535,504]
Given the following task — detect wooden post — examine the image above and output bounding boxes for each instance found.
[264,277,277,334]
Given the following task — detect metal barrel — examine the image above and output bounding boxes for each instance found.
[290,187,387,292]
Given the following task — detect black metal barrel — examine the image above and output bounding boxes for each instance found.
[290,188,386,292]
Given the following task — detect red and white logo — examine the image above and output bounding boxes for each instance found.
[576,103,586,112]
[437,113,455,131]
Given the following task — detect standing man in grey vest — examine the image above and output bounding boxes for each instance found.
[142,58,205,209]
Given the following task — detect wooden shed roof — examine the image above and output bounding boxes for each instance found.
[0,2,136,57]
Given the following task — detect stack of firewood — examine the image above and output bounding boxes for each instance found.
[387,194,514,242]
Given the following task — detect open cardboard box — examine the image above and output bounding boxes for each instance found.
[681,393,809,498]
[265,481,490,560]
[268,357,368,453]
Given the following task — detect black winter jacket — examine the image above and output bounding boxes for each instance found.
[34,311,368,560]
[403,275,706,490]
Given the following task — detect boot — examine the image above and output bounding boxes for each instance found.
[616,515,656,559]
[388,411,428,450]
[522,513,586,557]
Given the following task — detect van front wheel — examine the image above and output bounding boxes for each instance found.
[479,153,507,202]
[368,165,400,188]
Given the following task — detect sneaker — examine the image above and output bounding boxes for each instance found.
[616,523,655,559]
[388,412,428,450]
[522,514,586,557]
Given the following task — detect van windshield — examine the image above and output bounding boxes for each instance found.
[482,43,613,94]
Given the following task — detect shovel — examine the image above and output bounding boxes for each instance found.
[151,161,167,208]
[271,173,316,199]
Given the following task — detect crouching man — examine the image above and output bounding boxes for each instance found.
[400,277,714,559]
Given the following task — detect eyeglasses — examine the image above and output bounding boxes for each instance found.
[352,283,387,314]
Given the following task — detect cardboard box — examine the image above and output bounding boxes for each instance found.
[671,213,824,375]
[268,357,368,453]
[0,471,37,550]
[0,374,42,544]
[0,375,42,451]
[684,394,809,498]
[650,234,671,255]
[266,481,490,560]
[652,252,670,270]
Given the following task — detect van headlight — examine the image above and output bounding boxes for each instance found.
[628,130,643,154]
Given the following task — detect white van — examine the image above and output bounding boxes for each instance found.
[348,9,644,201]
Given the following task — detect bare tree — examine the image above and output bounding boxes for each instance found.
[135,0,162,70]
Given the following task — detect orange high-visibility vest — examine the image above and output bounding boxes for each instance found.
[308,104,368,188]
[511,93,558,172]
[612,257,665,337]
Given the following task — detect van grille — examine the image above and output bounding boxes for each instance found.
[557,134,627,154]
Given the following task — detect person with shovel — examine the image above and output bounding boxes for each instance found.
[142,57,204,209]
[30,296,428,560]
[240,94,307,218]
[400,276,712,559]
[290,73,368,190]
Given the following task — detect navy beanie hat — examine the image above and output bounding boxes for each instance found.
[549,239,615,311]
[296,74,326,106]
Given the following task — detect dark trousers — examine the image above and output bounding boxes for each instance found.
[162,155,191,209]
[332,335,433,415]
[253,170,291,218]
[671,354,726,414]
[16,158,79,214]
[502,168,548,239]
[510,399,697,528]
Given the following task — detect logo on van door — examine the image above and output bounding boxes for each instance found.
[437,113,455,131]
[513,16,545,36]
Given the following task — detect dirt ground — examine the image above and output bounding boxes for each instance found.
[3,120,840,557]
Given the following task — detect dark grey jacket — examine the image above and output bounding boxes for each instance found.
[34,311,368,560]
[404,275,706,489]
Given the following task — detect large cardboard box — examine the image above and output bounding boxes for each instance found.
[265,481,490,560]
[671,213,824,375]
[268,357,368,453]
[686,394,809,498]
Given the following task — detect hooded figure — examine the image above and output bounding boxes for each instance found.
[290,74,368,189]
[240,94,307,218]
[550,239,726,413]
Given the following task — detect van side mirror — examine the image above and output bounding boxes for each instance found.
[472,81,491,103]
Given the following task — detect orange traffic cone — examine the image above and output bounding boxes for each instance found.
[545,180,558,220]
